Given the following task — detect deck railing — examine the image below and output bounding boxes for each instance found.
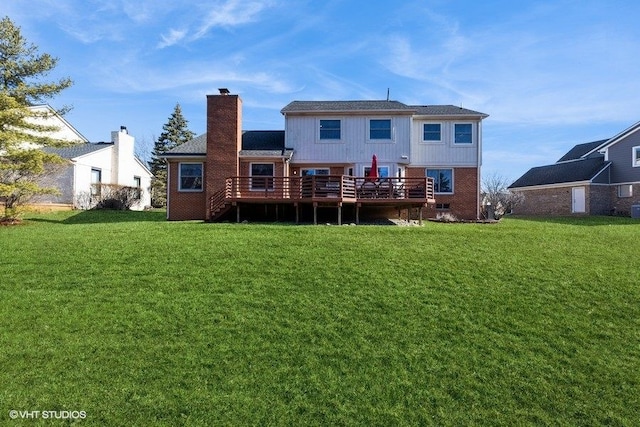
[223,175,434,202]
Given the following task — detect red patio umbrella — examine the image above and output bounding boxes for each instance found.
[367,154,378,181]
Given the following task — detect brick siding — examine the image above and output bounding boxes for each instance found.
[167,160,207,220]
[406,166,479,220]
[205,94,242,220]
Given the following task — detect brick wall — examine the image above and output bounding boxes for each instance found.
[205,93,242,220]
[406,166,479,220]
[589,185,612,215]
[513,186,572,215]
[611,184,640,216]
[167,160,207,220]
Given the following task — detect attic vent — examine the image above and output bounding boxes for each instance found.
[219,88,230,95]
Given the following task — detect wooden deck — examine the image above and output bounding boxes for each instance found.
[210,175,435,224]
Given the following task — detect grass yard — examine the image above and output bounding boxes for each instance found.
[1,211,639,426]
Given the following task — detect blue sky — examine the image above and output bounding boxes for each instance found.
[3,0,640,181]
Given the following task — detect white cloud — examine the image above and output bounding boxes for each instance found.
[193,0,274,39]
[157,28,188,48]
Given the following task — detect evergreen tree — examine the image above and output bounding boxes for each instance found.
[0,16,73,220]
[149,103,195,207]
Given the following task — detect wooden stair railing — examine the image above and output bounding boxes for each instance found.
[208,187,231,221]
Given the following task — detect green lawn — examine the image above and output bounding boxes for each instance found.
[1,211,639,426]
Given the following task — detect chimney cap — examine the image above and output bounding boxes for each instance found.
[120,125,128,133]
[218,88,230,95]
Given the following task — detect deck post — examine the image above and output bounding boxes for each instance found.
[313,202,318,225]
[337,204,342,226]
[295,203,299,224]
[418,206,423,225]
[236,204,241,223]
[355,203,360,225]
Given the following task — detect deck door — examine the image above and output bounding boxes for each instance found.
[572,187,586,213]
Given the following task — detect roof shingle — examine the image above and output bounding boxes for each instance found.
[43,143,112,159]
[509,156,609,188]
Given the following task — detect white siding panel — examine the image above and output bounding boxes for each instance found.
[286,115,411,166]
[411,120,479,166]
[74,148,114,196]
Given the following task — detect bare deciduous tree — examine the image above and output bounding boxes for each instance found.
[481,172,524,219]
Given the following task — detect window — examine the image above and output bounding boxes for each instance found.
[427,169,453,193]
[301,168,330,176]
[435,203,450,210]
[423,123,441,142]
[454,123,473,144]
[369,119,392,140]
[179,163,203,191]
[364,166,389,180]
[90,168,102,196]
[618,185,633,198]
[320,120,341,140]
[251,163,274,190]
[634,146,640,167]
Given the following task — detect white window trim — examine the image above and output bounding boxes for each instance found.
[421,122,443,143]
[178,162,204,192]
[453,122,474,145]
[318,119,343,143]
[633,146,640,167]
[367,118,394,143]
[250,162,275,191]
[426,168,454,194]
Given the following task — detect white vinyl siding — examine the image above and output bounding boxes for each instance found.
[286,115,411,164]
[411,120,479,166]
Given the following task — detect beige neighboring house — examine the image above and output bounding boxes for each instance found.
[27,105,153,210]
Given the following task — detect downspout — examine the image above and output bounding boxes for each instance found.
[166,159,170,220]
[477,120,483,219]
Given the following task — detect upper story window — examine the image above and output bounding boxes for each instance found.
[369,119,392,140]
[633,146,640,167]
[454,123,473,144]
[423,123,442,142]
[319,120,341,140]
[427,168,453,193]
[179,163,203,191]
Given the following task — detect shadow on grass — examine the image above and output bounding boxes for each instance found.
[508,215,640,226]
[27,209,167,225]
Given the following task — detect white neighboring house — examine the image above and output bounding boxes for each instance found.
[28,105,152,210]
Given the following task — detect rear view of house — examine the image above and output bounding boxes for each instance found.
[509,121,640,216]
[163,90,488,223]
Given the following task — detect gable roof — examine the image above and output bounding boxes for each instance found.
[556,139,608,162]
[509,156,609,188]
[28,105,89,143]
[163,131,287,157]
[583,120,640,157]
[281,100,416,114]
[43,142,112,159]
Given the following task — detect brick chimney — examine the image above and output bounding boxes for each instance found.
[205,88,242,219]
